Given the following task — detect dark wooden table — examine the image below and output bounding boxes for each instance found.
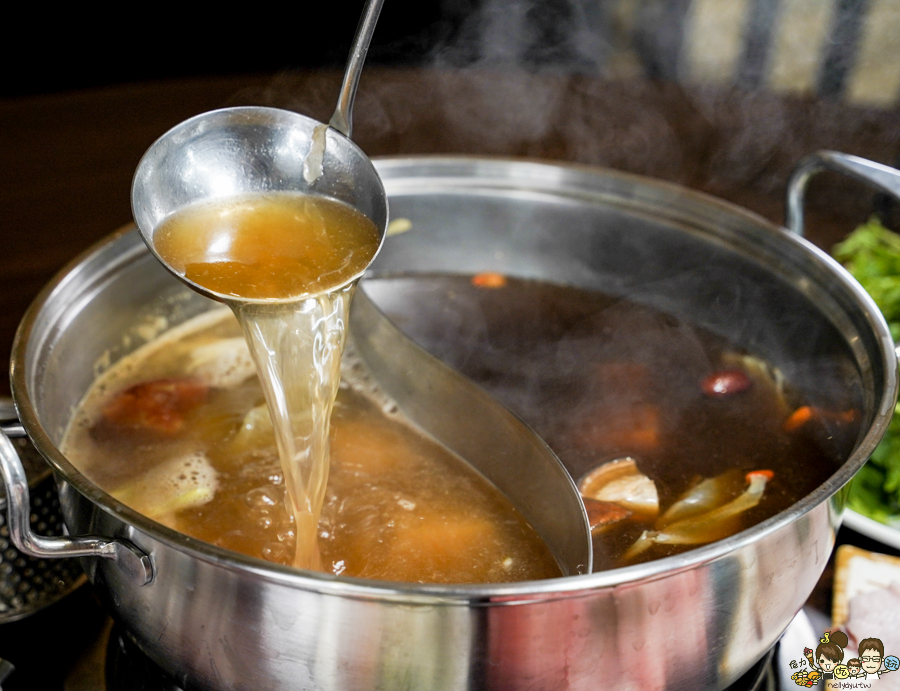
[0,68,898,690]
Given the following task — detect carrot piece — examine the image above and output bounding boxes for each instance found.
[746,469,774,482]
[836,410,858,424]
[783,405,858,432]
[471,272,507,288]
[783,406,814,432]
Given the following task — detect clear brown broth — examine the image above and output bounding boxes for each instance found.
[153,193,380,300]
[62,308,562,583]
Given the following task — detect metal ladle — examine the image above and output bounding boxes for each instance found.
[127,0,593,576]
[131,0,390,294]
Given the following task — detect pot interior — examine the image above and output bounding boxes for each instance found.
[369,159,889,479]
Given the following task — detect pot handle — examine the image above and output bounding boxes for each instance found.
[0,415,153,586]
[786,150,900,236]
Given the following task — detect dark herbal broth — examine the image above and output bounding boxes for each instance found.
[363,274,858,571]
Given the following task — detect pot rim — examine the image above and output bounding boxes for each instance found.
[10,155,897,603]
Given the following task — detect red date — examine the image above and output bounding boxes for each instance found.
[701,369,751,397]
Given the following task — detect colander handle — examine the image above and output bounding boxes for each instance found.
[0,428,153,586]
[786,151,900,236]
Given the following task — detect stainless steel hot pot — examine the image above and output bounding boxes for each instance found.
[2,155,898,691]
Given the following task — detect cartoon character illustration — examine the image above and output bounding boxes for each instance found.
[857,638,899,681]
[805,647,815,668]
[791,668,821,687]
[794,631,896,686]
[814,631,849,681]
[833,664,850,680]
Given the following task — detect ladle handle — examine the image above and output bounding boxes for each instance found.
[0,428,153,586]
[786,150,900,236]
[329,0,385,138]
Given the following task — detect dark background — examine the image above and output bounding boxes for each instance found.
[0,2,454,98]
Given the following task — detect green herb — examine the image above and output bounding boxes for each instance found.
[834,218,900,524]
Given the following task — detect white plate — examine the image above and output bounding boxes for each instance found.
[843,509,900,551]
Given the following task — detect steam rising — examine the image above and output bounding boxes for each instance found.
[228,0,899,239]
[223,1,884,451]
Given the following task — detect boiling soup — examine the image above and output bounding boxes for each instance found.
[62,308,561,584]
[364,274,861,570]
[62,274,857,578]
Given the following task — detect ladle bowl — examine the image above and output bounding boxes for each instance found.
[131,106,389,303]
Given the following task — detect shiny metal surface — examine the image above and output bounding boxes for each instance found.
[0,401,88,621]
[0,399,25,439]
[329,0,385,137]
[786,150,900,236]
[351,289,591,575]
[131,106,388,304]
[0,434,86,622]
[0,432,152,586]
[7,157,898,690]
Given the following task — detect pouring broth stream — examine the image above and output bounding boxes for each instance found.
[153,192,380,569]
